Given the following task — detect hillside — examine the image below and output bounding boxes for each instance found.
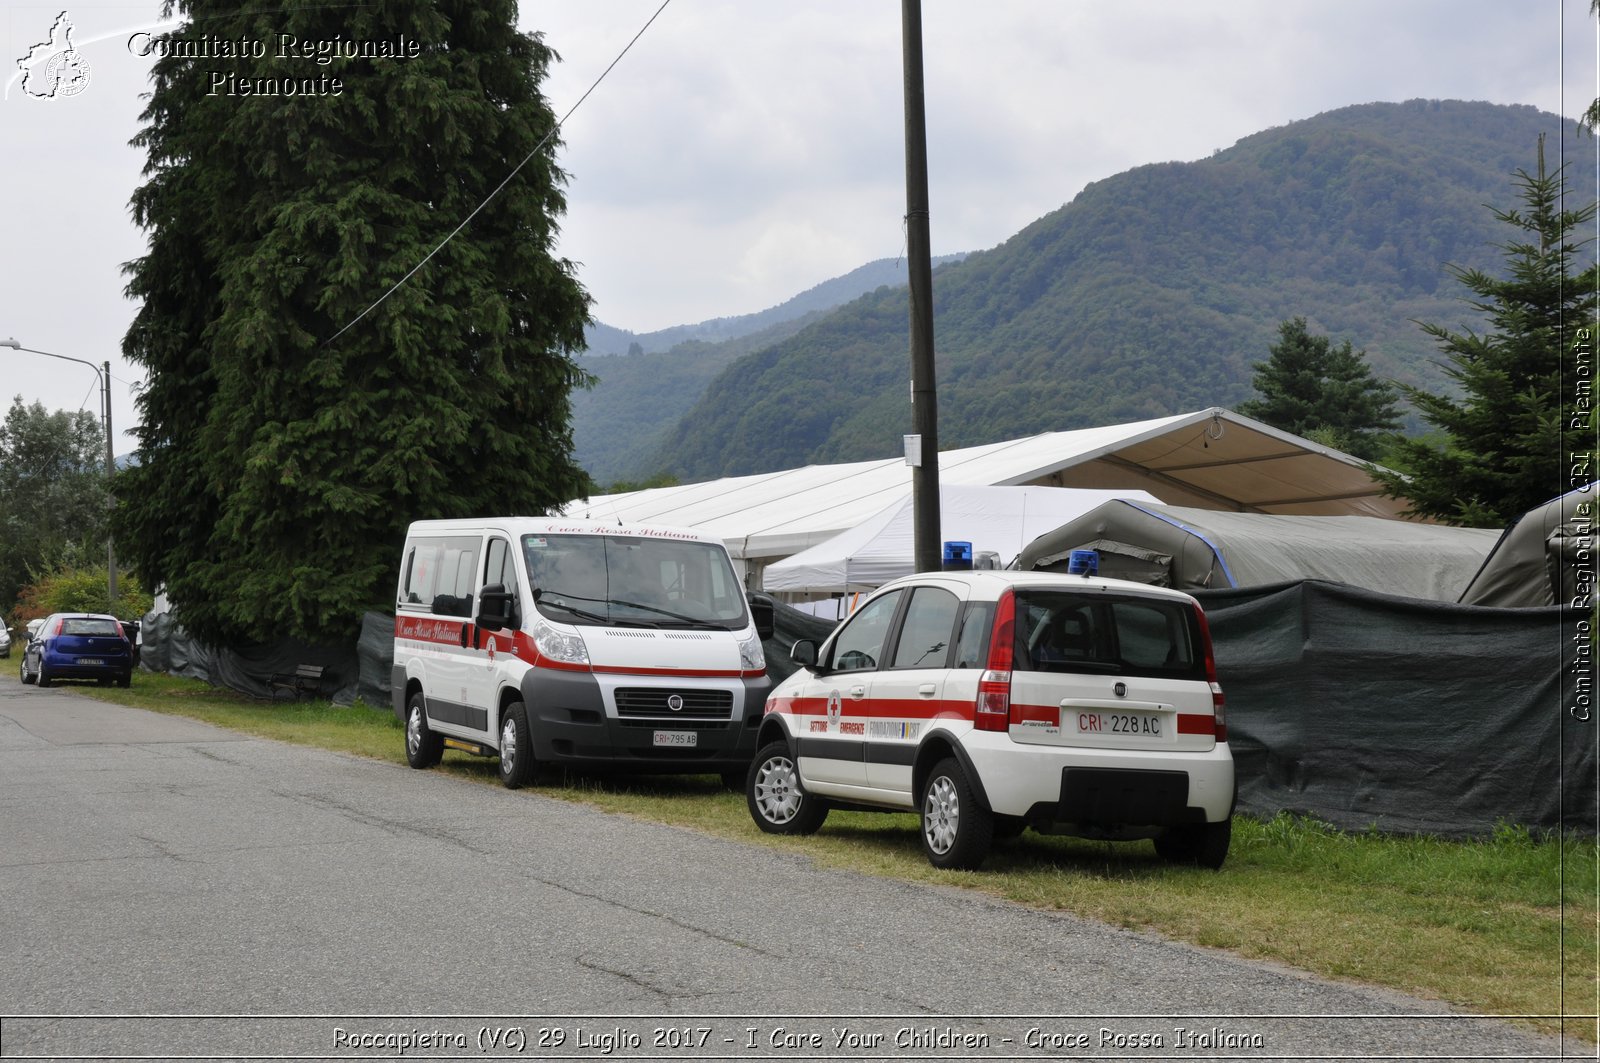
[642,99,1590,480]
[574,256,964,483]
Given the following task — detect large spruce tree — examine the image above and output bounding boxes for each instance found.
[1375,140,1597,527]
[118,2,591,646]
[1237,318,1400,461]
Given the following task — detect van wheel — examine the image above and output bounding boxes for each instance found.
[921,758,993,870]
[747,742,828,834]
[404,692,443,769]
[498,700,535,789]
[1155,818,1231,870]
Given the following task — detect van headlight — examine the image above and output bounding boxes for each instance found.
[534,618,589,666]
[738,632,765,673]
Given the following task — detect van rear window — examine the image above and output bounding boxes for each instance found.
[1012,590,1203,680]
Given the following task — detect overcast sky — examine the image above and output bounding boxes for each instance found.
[1,1,1594,454]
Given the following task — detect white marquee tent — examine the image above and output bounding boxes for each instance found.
[561,407,1409,582]
[762,484,1159,595]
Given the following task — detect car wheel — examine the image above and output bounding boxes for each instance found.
[117,672,132,689]
[920,757,994,870]
[19,655,33,685]
[404,692,443,769]
[1154,818,1231,870]
[747,741,828,835]
[497,700,535,789]
[36,662,52,688]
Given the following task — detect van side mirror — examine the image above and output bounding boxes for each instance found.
[790,639,819,670]
[477,583,514,631]
[748,593,776,640]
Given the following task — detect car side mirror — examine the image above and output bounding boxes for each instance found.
[748,593,776,640]
[477,583,514,632]
[789,639,819,670]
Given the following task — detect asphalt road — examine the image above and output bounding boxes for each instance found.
[0,672,1579,1062]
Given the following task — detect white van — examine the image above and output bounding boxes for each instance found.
[393,518,775,787]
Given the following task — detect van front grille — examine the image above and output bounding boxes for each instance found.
[614,688,733,719]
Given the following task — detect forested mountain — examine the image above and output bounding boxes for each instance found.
[574,256,964,482]
[628,100,1590,481]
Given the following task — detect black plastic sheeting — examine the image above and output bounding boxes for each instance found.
[1196,580,1594,837]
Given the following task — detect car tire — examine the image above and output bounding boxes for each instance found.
[404,692,443,769]
[920,757,994,870]
[19,655,34,685]
[747,741,828,835]
[36,663,52,688]
[497,700,535,789]
[117,672,132,689]
[1154,818,1231,870]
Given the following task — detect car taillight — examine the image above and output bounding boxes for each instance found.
[975,590,1015,732]
[52,618,64,636]
[1193,603,1227,743]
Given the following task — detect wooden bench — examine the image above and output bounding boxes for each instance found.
[269,664,328,700]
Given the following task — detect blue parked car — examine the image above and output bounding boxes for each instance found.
[20,613,133,688]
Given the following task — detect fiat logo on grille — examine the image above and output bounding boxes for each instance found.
[667,694,685,712]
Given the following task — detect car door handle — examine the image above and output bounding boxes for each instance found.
[849,685,866,699]
[919,684,937,697]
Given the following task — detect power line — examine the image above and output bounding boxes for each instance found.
[325,0,674,346]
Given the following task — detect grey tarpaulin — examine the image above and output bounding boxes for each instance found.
[1459,487,1595,608]
[1021,500,1502,601]
[1195,580,1594,837]
[141,611,362,704]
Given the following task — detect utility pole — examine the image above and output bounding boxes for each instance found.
[901,0,941,572]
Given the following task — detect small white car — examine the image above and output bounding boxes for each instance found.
[748,569,1234,870]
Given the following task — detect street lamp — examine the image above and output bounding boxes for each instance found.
[0,338,119,608]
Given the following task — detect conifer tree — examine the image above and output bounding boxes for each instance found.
[1237,318,1400,461]
[117,1,591,646]
[1374,139,1598,527]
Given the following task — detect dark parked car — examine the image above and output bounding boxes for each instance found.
[20,613,133,688]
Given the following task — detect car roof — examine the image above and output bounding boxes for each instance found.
[872,568,1199,605]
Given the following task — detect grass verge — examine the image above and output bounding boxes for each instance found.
[15,670,1598,1042]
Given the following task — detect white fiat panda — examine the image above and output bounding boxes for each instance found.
[748,568,1234,870]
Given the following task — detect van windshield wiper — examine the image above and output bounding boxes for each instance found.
[605,598,705,626]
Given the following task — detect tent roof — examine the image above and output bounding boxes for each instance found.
[1458,487,1592,607]
[562,407,1411,562]
[1019,500,1502,601]
[762,484,1161,594]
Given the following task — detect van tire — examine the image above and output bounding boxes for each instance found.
[747,742,828,835]
[498,700,535,789]
[405,692,443,769]
[1155,818,1231,870]
[920,757,993,870]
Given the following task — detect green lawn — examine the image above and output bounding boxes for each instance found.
[17,669,1598,1042]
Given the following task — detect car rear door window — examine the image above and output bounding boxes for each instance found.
[1014,590,1202,679]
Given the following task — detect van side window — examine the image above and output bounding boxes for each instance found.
[888,587,960,670]
[484,537,519,619]
[401,535,481,617]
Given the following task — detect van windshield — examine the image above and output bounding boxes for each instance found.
[522,534,750,631]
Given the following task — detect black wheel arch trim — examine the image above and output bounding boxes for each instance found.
[912,732,994,813]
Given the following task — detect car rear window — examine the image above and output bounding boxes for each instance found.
[1012,590,1203,680]
[61,619,121,637]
